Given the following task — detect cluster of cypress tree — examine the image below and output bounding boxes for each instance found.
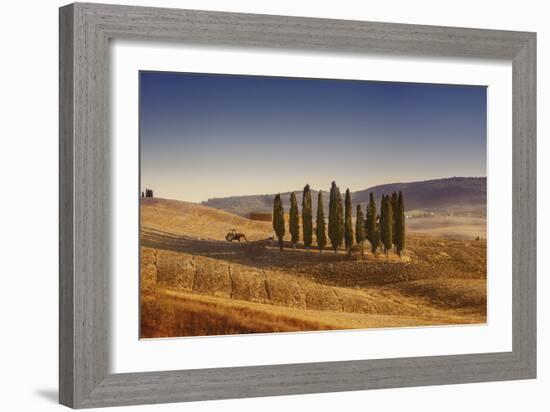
[272,183,406,257]
[367,191,406,257]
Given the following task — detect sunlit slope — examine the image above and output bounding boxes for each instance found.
[141,197,272,241]
[140,197,486,337]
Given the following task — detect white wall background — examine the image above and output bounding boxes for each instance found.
[0,1,546,411]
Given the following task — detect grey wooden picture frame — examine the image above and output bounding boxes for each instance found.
[59,2,536,409]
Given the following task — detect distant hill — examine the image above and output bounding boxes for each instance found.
[352,177,486,212]
[200,177,486,217]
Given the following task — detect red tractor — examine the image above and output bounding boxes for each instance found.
[225,229,247,242]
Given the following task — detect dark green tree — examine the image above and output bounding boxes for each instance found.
[355,204,366,255]
[380,195,393,258]
[289,192,299,249]
[391,191,398,249]
[344,189,354,252]
[302,184,313,251]
[328,181,344,253]
[371,214,381,255]
[395,191,406,257]
[316,191,327,253]
[379,195,386,248]
[272,194,285,251]
[365,192,377,252]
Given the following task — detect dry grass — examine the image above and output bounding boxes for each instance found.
[388,278,486,311]
[141,197,272,241]
[141,289,333,338]
[140,199,487,338]
[140,288,482,338]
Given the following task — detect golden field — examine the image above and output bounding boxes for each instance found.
[140,198,486,338]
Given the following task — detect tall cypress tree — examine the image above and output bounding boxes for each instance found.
[272,194,285,251]
[391,191,398,249]
[344,189,354,252]
[355,204,366,255]
[289,192,299,249]
[337,192,344,252]
[328,182,337,252]
[365,192,377,250]
[379,195,386,248]
[302,184,313,251]
[371,213,381,255]
[328,181,344,253]
[395,191,406,257]
[380,195,393,258]
[316,191,327,253]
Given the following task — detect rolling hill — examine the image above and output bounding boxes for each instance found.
[141,197,272,241]
[139,198,487,337]
[200,176,486,217]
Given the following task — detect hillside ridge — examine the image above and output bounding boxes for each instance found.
[200,176,486,216]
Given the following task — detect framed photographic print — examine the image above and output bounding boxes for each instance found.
[59,2,536,408]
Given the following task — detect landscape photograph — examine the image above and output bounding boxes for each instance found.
[139,71,487,338]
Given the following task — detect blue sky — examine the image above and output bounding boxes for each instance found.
[140,71,486,202]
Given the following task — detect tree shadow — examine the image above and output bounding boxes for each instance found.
[141,227,354,270]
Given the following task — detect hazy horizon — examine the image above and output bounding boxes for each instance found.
[144,175,486,204]
[140,71,487,203]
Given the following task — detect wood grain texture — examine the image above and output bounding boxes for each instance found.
[512,35,537,373]
[59,4,74,406]
[59,2,537,408]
